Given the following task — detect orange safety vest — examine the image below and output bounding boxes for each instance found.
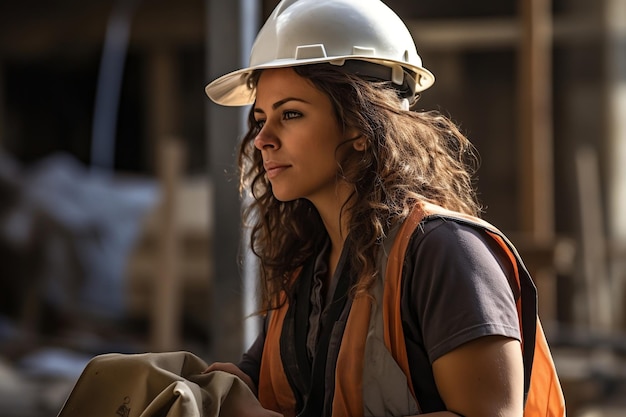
[258,202,566,417]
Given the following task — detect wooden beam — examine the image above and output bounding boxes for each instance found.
[146,47,184,351]
[154,139,184,352]
[0,1,204,59]
[145,48,181,171]
[518,0,554,238]
[517,0,558,325]
[152,138,185,352]
[406,16,601,51]
[407,18,519,50]
[1,9,602,59]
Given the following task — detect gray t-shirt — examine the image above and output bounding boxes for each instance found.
[239,217,521,413]
[401,217,520,410]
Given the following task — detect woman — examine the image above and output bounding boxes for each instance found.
[204,1,564,416]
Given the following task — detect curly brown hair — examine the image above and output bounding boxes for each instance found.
[237,63,481,312]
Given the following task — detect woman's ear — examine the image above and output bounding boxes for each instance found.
[346,127,366,151]
[353,137,367,151]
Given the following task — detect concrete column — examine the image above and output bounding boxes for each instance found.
[0,61,4,148]
[206,0,260,362]
[604,0,626,328]
[605,1,626,241]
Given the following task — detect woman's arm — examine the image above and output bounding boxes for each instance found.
[424,335,524,417]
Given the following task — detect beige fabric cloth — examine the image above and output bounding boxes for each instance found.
[57,351,265,417]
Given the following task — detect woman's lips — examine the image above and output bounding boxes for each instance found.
[264,162,290,179]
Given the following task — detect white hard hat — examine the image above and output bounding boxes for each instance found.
[205,0,435,106]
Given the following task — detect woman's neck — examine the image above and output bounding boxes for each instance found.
[319,210,346,276]
[311,188,352,281]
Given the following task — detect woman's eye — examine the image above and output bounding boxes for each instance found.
[283,111,302,120]
[255,119,266,129]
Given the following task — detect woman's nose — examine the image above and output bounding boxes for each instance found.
[254,124,279,150]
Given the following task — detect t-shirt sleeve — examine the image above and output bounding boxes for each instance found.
[403,218,521,364]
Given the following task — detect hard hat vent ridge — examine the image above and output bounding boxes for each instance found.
[295,44,328,60]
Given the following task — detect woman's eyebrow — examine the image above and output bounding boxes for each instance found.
[255,97,311,114]
[271,97,309,109]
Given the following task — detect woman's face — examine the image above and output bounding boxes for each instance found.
[253,67,356,205]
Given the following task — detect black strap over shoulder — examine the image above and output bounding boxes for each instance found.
[280,257,314,411]
[300,265,353,417]
[280,253,354,417]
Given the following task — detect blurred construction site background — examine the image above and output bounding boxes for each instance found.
[1,0,625,416]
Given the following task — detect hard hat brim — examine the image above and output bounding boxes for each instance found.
[205,57,435,107]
